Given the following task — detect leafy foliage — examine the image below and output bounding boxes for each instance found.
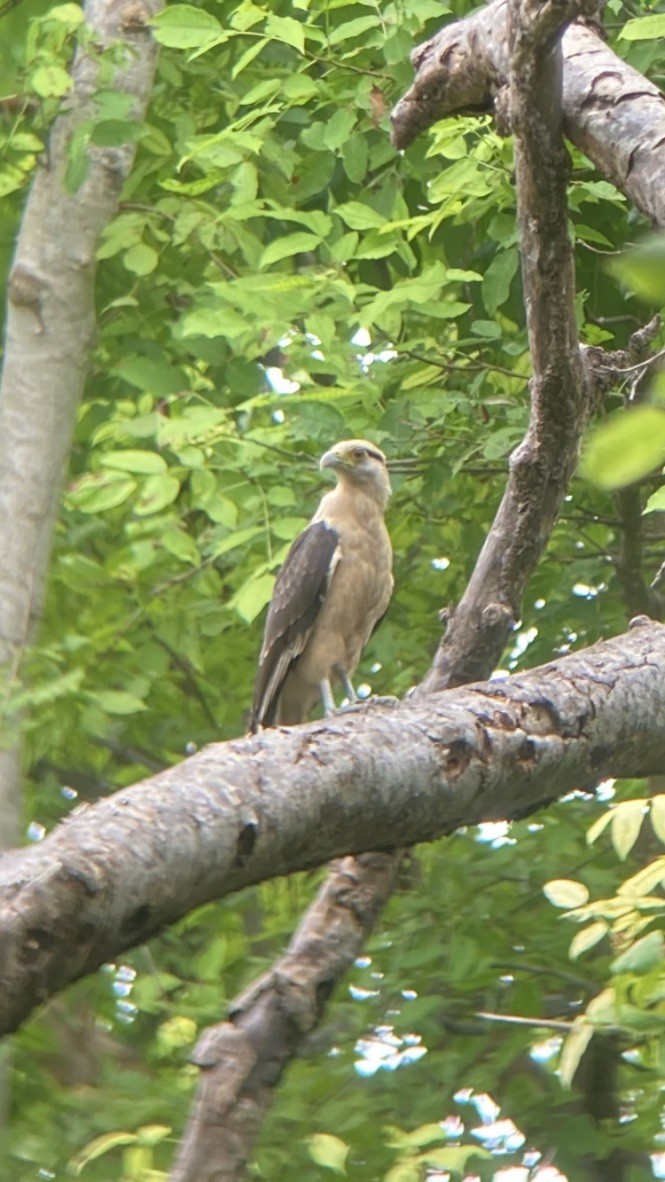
[1,0,665,1179]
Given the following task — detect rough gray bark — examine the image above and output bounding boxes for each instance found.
[419,0,588,692]
[1,619,664,1040]
[0,0,163,1135]
[170,851,401,1182]
[0,0,164,847]
[391,0,665,229]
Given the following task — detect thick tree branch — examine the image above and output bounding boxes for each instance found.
[1,620,664,1040]
[419,0,589,694]
[0,0,163,833]
[391,0,665,228]
[170,852,400,1182]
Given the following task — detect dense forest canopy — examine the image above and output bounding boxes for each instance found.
[1,0,665,1178]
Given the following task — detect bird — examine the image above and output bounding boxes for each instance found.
[249,439,393,731]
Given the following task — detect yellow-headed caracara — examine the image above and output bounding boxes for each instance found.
[249,440,393,730]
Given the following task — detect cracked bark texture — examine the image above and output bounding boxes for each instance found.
[1,621,664,1039]
[170,851,401,1182]
[0,0,163,854]
[391,0,665,228]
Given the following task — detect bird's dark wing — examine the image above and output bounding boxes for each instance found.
[249,520,340,730]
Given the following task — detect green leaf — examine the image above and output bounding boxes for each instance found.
[234,574,275,623]
[335,202,386,231]
[31,64,72,98]
[99,450,167,475]
[323,110,356,152]
[68,473,136,513]
[482,247,519,316]
[384,1164,420,1182]
[265,13,305,52]
[611,235,665,304]
[581,407,665,490]
[90,120,143,147]
[306,1133,348,1174]
[341,134,368,184]
[48,3,84,25]
[644,486,665,514]
[94,691,148,715]
[559,1021,593,1088]
[259,232,321,269]
[328,14,379,44]
[161,528,200,565]
[133,474,181,516]
[619,14,665,40]
[124,243,159,276]
[543,879,589,909]
[570,922,608,960]
[69,1131,138,1174]
[150,5,223,48]
[611,932,664,975]
[611,799,646,860]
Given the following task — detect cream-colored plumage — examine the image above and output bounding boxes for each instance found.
[249,440,392,730]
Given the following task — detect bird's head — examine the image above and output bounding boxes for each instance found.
[320,439,391,507]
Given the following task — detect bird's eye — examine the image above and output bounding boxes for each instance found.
[353,446,366,460]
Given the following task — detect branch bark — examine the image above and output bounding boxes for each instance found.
[170,852,400,1182]
[1,619,664,1040]
[0,0,163,1135]
[391,0,665,228]
[419,0,588,693]
[0,0,163,836]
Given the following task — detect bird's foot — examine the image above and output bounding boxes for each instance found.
[335,693,399,715]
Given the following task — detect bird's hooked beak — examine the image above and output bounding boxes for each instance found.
[320,447,343,472]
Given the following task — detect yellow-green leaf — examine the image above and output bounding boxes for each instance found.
[543,879,589,909]
[587,809,614,845]
[306,1133,348,1175]
[611,799,647,860]
[581,407,665,490]
[151,5,222,48]
[559,1021,593,1088]
[265,13,305,52]
[619,14,665,40]
[611,931,664,975]
[651,796,665,844]
[570,922,608,960]
[100,450,167,475]
[133,474,181,516]
[260,232,321,269]
[69,1131,138,1173]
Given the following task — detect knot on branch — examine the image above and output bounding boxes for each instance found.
[629,614,653,629]
[482,602,515,629]
[120,0,151,31]
[8,263,47,331]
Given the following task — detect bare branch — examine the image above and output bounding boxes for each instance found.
[391,0,665,228]
[171,852,400,1182]
[1,619,664,1041]
[419,0,589,693]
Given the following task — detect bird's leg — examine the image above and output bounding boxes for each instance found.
[319,678,337,717]
[338,668,358,704]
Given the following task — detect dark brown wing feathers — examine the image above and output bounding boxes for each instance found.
[249,520,340,730]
